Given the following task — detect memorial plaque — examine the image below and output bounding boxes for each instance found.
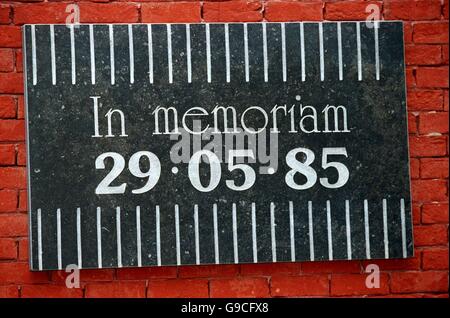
[23,22,413,271]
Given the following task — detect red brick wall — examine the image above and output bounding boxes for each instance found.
[0,0,448,298]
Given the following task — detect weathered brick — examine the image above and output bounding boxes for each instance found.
[391,271,448,293]
[265,2,323,21]
[142,2,201,23]
[22,285,83,298]
[416,67,449,88]
[148,279,209,298]
[0,144,15,166]
[331,273,389,296]
[412,179,448,202]
[271,275,329,297]
[407,90,443,111]
[422,203,449,224]
[325,1,381,20]
[414,224,448,246]
[210,278,269,298]
[0,189,18,212]
[413,22,449,44]
[385,0,442,20]
[203,1,262,22]
[85,282,146,298]
[409,136,447,157]
[420,157,449,178]
[406,45,442,65]
[422,248,449,270]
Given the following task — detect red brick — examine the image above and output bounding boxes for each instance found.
[361,255,421,271]
[443,45,449,65]
[0,26,22,48]
[420,158,449,179]
[410,158,420,179]
[412,179,448,202]
[116,267,176,280]
[413,22,449,44]
[271,275,329,297]
[18,189,27,211]
[407,90,443,111]
[265,2,323,22]
[422,203,449,224]
[85,282,146,298]
[240,262,301,276]
[325,1,381,20]
[391,271,448,293]
[0,73,23,94]
[17,96,24,119]
[148,279,208,298]
[142,2,201,23]
[408,113,417,134]
[412,203,421,225]
[13,3,67,25]
[210,277,269,298]
[51,269,114,283]
[0,5,10,24]
[0,262,48,284]
[419,112,449,134]
[0,49,14,72]
[0,167,26,189]
[0,189,17,212]
[0,95,16,119]
[178,264,239,278]
[0,214,27,237]
[301,260,361,274]
[0,144,15,165]
[406,67,416,87]
[416,67,449,88]
[409,136,447,157]
[331,273,389,296]
[17,143,26,166]
[15,49,23,72]
[0,238,16,259]
[444,0,449,19]
[0,120,25,141]
[78,3,139,23]
[203,1,262,22]
[406,45,442,66]
[404,23,413,44]
[0,285,18,298]
[18,238,28,261]
[422,249,449,270]
[22,285,83,298]
[444,90,449,111]
[414,224,448,246]
[385,0,442,20]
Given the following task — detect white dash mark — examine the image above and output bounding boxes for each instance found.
[96,207,102,268]
[289,201,295,261]
[374,21,380,80]
[326,200,333,261]
[109,24,115,85]
[356,22,362,81]
[319,22,325,82]
[175,204,181,265]
[56,208,62,270]
[345,200,352,260]
[167,24,173,84]
[281,23,287,82]
[70,24,76,85]
[225,23,230,83]
[116,207,122,268]
[308,201,314,261]
[213,203,219,264]
[206,23,211,83]
[89,24,95,85]
[128,24,134,84]
[186,24,192,83]
[337,22,343,81]
[37,208,42,270]
[50,25,56,85]
[31,25,37,85]
[136,206,142,267]
[251,202,257,263]
[156,205,161,266]
[300,23,305,82]
[400,198,407,258]
[232,203,238,264]
[270,202,277,262]
[364,199,371,259]
[244,23,249,82]
[76,207,82,268]
[383,199,389,259]
[148,24,153,84]
[263,23,268,82]
[194,204,200,264]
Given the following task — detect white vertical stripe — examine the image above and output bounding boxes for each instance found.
[270,202,277,262]
[262,23,268,82]
[156,205,161,266]
[308,201,314,261]
[356,22,362,81]
[400,198,407,258]
[374,21,380,80]
[128,24,134,84]
[194,204,200,265]
[319,22,325,81]
[345,200,352,260]
[70,24,76,85]
[225,23,230,83]
[96,207,102,268]
[56,208,62,270]
[76,207,82,268]
[281,22,287,82]
[136,206,142,267]
[147,24,153,84]
[244,23,250,82]
[300,23,305,82]
[232,203,238,263]
[251,202,257,263]
[289,201,295,261]
[364,199,371,259]
[37,208,42,270]
[383,199,389,259]
[213,203,219,264]
[206,23,211,83]
[326,200,333,260]
[89,24,95,85]
[31,25,37,85]
[50,25,56,85]
[116,207,122,268]
[186,24,192,83]
[337,22,343,81]
[109,24,115,85]
[167,24,173,84]
[175,204,181,265]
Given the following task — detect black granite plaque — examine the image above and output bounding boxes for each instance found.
[23,22,413,271]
